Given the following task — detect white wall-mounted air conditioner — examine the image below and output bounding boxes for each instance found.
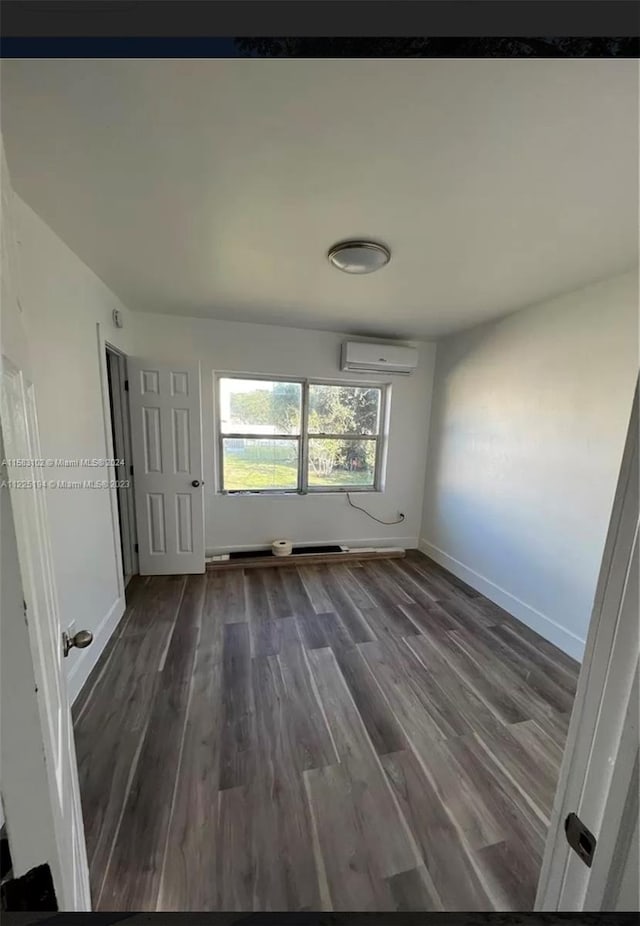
[341,341,418,375]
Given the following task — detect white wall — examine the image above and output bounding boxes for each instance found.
[421,271,638,661]
[131,312,436,553]
[14,197,135,701]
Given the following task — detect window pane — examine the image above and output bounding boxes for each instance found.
[308,384,380,435]
[308,438,377,488]
[220,378,302,435]
[223,438,299,491]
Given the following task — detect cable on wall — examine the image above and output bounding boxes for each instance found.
[346,492,406,525]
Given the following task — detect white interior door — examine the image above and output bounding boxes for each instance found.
[129,360,205,574]
[0,140,90,909]
[536,380,639,911]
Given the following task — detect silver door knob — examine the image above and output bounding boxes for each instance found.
[63,629,93,658]
[191,479,201,487]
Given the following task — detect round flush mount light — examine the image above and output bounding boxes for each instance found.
[328,240,391,274]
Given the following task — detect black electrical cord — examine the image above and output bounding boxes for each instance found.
[346,492,406,525]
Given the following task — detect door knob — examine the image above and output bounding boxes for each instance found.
[191,479,201,487]
[63,629,93,658]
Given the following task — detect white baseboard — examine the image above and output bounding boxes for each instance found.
[418,539,585,662]
[207,536,418,557]
[66,594,126,705]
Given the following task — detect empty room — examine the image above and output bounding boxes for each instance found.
[1,54,638,915]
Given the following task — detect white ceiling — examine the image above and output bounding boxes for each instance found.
[1,58,637,338]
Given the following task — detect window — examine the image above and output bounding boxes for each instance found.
[218,376,386,493]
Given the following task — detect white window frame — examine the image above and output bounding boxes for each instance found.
[215,373,389,495]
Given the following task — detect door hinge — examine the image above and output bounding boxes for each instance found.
[124,379,129,392]
[129,464,134,476]
[564,812,596,868]
[134,543,139,553]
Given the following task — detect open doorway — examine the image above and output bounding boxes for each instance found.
[104,346,138,586]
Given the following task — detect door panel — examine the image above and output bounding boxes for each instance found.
[1,363,90,909]
[1,138,90,909]
[536,382,639,910]
[129,361,205,574]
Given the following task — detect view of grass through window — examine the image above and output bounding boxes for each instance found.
[219,377,382,492]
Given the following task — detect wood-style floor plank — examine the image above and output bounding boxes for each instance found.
[405,549,480,601]
[398,598,461,636]
[260,567,294,619]
[244,568,270,622]
[317,566,376,644]
[296,610,354,652]
[298,565,335,614]
[385,560,444,612]
[386,866,442,912]
[250,650,326,910]
[359,638,475,742]
[402,634,504,741]
[435,589,498,632]
[333,645,407,756]
[120,574,187,637]
[303,762,396,911]
[330,562,379,611]
[416,625,529,725]
[487,621,579,696]
[306,647,421,882]
[74,574,187,903]
[507,719,566,817]
[360,560,417,606]
[217,786,253,911]
[381,749,493,911]
[469,724,557,826]
[157,575,221,910]
[205,568,246,624]
[282,566,316,618]
[98,574,200,910]
[442,733,548,867]
[396,554,475,606]
[345,562,409,616]
[75,671,159,903]
[75,550,579,912]
[491,609,581,677]
[277,643,339,773]
[447,627,571,731]
[359,604,422,642]
[474,840,538,911]
[219,622,253,790]
[250,615,300,658]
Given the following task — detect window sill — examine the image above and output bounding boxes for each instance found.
[219,488,382,497]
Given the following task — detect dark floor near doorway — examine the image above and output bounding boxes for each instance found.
[72,551,579,912]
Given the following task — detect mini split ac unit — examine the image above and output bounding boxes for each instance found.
[340,341,418,375]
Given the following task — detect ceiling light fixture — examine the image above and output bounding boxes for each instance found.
[328,240,391,274]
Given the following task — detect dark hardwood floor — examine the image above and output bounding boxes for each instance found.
[72,551,579,912]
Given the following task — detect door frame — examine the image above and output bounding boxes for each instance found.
[96,324,137,597]
[104,341,138,585]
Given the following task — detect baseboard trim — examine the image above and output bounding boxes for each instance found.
[207,548,405,571]
[418,539,585,661]
[66,594,126,705]
[207,536,418,557]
